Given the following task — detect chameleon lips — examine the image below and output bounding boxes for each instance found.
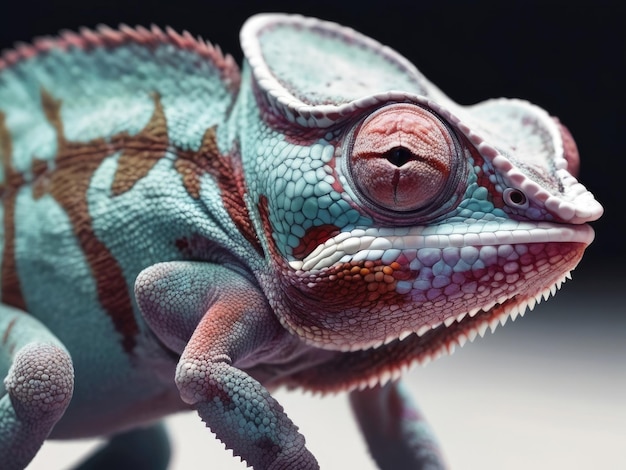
[281,222,594,352]
[288,221,595,272]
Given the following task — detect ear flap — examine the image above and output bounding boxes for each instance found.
[240,13,450,127]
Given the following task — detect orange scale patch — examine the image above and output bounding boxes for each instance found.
[321,259,412,303]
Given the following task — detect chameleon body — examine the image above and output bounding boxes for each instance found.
[0,13,603,470]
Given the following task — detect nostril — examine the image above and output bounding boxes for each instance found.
[384,147,414,167]
[503,188,528,208]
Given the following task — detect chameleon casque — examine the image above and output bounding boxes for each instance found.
[0,12,603,470]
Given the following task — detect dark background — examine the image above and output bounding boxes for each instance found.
[1,0,622,281]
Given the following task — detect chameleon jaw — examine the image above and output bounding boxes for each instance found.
[278,222,593,357]
[376,268,569,352]
[340,266,571,354]
[280,267,576,396]
[344,269,573,393]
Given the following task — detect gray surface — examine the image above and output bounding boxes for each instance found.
[27,269,625,469]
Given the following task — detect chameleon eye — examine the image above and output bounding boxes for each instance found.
[345,103,461,217]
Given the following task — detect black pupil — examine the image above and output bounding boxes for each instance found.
[385,147,414,167]
[510,190,526,204]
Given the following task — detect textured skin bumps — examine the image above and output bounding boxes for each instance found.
[0,12,602,470]
[4,343,73,419]
[0,307,74,469]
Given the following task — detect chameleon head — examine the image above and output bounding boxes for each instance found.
[240,14,603,353]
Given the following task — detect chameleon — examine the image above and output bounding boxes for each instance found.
[0,12,603,470]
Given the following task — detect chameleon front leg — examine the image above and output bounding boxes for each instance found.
[350,380,447,470]
[136,262,318,470]
[0,304,74,470]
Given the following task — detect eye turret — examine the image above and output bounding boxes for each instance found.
[344,103,464,221]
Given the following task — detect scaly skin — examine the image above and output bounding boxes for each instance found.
[0,13,602,470]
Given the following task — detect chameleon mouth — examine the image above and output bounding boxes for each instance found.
[284,265,576,395]
[288,221,595,272]
[382,269,568,352]
[347,269,573,391]
[281,221,594,363]
[346,267,571,353]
